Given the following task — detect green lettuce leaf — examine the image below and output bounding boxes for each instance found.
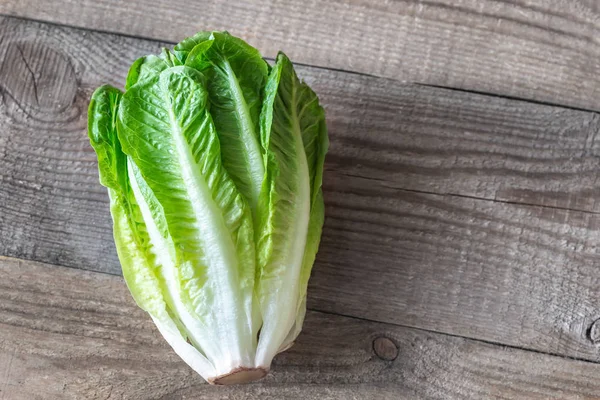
[173,31,213,64]
[182,32,268,217]
[88,85,164,318]
[117,66,258,370]
[255,53,327,366]
[160,48,182,67]
[88,85,217,377]
[125,55,168,90]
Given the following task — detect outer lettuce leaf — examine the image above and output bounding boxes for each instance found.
[87,85,216,377]
[285,91,328,348]
[255,53,327,366]
[88,85,164,318]
[116,66,258,371]
[181,32,268,217]
[88,85,127,190]
[278,191,325,352]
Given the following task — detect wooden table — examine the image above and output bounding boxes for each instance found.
[1,1,600,399]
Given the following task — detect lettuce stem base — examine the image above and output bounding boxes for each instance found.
[209,366,269,385]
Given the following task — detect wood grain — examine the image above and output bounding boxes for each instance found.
[315,173,600,361]
[2,16,600,364]
[1,0,600,111]
[2,256,600,400]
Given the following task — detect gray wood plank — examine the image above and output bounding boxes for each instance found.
[2,16,600,364]
[314,172,600,361]
[2,256,600,400]
[1,0,600,111]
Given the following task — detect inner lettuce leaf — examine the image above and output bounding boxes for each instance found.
[183,32,268,218]
[88,33,328,385]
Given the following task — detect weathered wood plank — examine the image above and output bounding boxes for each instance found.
[1,256,600,400]
[2,16,600,364]
[1,0,600,111]
[314,173,600,361]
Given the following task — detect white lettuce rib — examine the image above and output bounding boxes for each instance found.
[152,316,216,379]
[167,106,255,372]
[128,161,223,376]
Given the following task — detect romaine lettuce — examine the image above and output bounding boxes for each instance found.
[88,32,328,385]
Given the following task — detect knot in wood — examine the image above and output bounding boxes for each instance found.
[589,318,600,345]
[373,337,398,361]
[0,40,77,114]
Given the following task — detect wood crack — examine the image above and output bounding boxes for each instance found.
[16,44,39,106]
